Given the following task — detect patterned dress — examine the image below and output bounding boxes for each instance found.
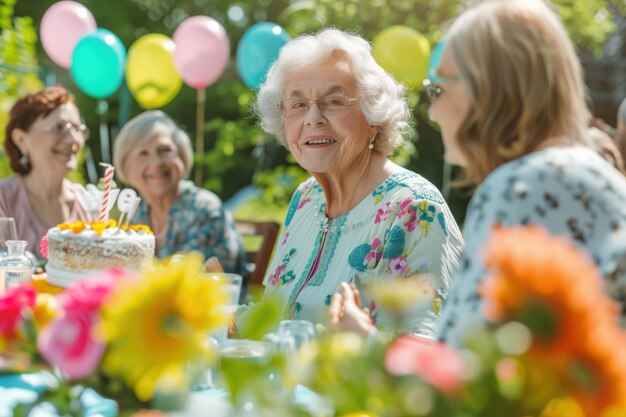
[132,180,247,275]
[263,169,464,336]
[437,146,626,346]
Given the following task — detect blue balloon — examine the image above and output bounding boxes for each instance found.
[427,38,447,83]
[236,23,290,89]
[71,29,126,99]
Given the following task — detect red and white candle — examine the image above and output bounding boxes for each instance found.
[98,163,115,222]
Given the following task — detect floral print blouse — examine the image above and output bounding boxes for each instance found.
[263,169,464,336]
[132,180,246,275]
[437,147,626,346]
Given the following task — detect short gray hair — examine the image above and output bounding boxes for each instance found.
[113,110,193,184]
[254,28,412,155]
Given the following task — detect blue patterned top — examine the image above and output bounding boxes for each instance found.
[437,147,626,346]
[132,180,246,275]
[263,169,464,336]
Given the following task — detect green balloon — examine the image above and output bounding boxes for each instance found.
[71,29,126,99]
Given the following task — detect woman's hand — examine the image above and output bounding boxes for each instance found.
[329,282,375,336]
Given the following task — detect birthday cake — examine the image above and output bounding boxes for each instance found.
[45,220,156,288]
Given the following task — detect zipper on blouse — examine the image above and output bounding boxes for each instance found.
[288,218,331,318]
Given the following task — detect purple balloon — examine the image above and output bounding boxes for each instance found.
[173,16,230,89]
[40,1,97,69]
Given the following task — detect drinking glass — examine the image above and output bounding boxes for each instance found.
[0,217,17,258]
[218,339,270,404]
[202,273,243,346]
[278,320,316,349]
[203,272,243,306]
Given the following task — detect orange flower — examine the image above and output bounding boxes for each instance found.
[480,226,626,415]
[58,221,86,233]
[480,225,617,356]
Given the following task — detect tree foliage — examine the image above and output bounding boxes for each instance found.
[0,0,42,177]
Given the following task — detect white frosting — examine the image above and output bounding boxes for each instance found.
[46,223,155,287]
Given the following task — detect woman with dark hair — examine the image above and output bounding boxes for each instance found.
[0,86,90,257]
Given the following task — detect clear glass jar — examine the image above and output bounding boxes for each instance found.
[0,240,33,290]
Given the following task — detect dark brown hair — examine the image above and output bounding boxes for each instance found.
[4,86,73,175]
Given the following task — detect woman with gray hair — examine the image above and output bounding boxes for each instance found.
[255,28,463,336]
[113,110,246,274]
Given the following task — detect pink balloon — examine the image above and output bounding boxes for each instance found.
[40,1,97,69]
[173,16,230,89]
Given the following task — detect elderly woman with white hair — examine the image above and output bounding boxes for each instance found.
[255,28,463,336]
[113,110,246,275]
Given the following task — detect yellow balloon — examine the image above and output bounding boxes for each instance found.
[372,26,430,88]
[126,33,182,109]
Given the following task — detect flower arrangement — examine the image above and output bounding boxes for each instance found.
[0,254,228,416]
[291,226,626,417]
[3,226,626,417]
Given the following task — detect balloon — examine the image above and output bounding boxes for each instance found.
[428,39,447,83]
[40,1,97,69]
[126,34,182,108]
[71,29,126,99]
[236,23,290,89]
[372,26,430,88]
[173,16,230,89]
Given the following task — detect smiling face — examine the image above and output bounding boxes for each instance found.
[16,103,85,177]
[123,124,185,202]
[427,49,471,167]
[282,57,376,176]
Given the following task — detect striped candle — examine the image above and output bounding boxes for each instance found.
[98,163,115,222]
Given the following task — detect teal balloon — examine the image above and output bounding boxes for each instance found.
[236,23,289,89]
[71,29,126,99]
[428,38,447,83]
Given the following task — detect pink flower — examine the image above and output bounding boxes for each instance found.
[375,202,392,224]
[37,268,132,380]
[60,268,131,314]
[37,310,104,380]
[269,265,285,286]
[298,198,311,209]
[397,199,412,217]
[385,334,466,395]
[39,236,49,259]
[389,256,409,275]
[365,238,383,268]
[403,208,419,232]
[0,284,36,338]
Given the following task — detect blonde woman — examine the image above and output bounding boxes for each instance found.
[423,0,626,345]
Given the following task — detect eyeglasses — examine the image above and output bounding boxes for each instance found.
[35,121,90,140]
[280,94,358,118]
[422,76,459,103]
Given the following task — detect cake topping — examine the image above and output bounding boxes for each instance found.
[56,220,153,236]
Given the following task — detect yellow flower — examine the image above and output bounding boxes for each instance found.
[33,293,60,329]
[99,254,228,400]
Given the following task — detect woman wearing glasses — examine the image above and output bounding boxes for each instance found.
[0,86,90,258]
[424,0,626,345]
[255,28,463,336]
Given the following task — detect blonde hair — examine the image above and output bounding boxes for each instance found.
[446,0,590,185]
[113,110,193,184]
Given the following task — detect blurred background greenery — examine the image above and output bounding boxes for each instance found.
[1,0,625,225]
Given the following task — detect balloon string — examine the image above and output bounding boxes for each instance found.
[97,100,110,163]
[194,88,206,186]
